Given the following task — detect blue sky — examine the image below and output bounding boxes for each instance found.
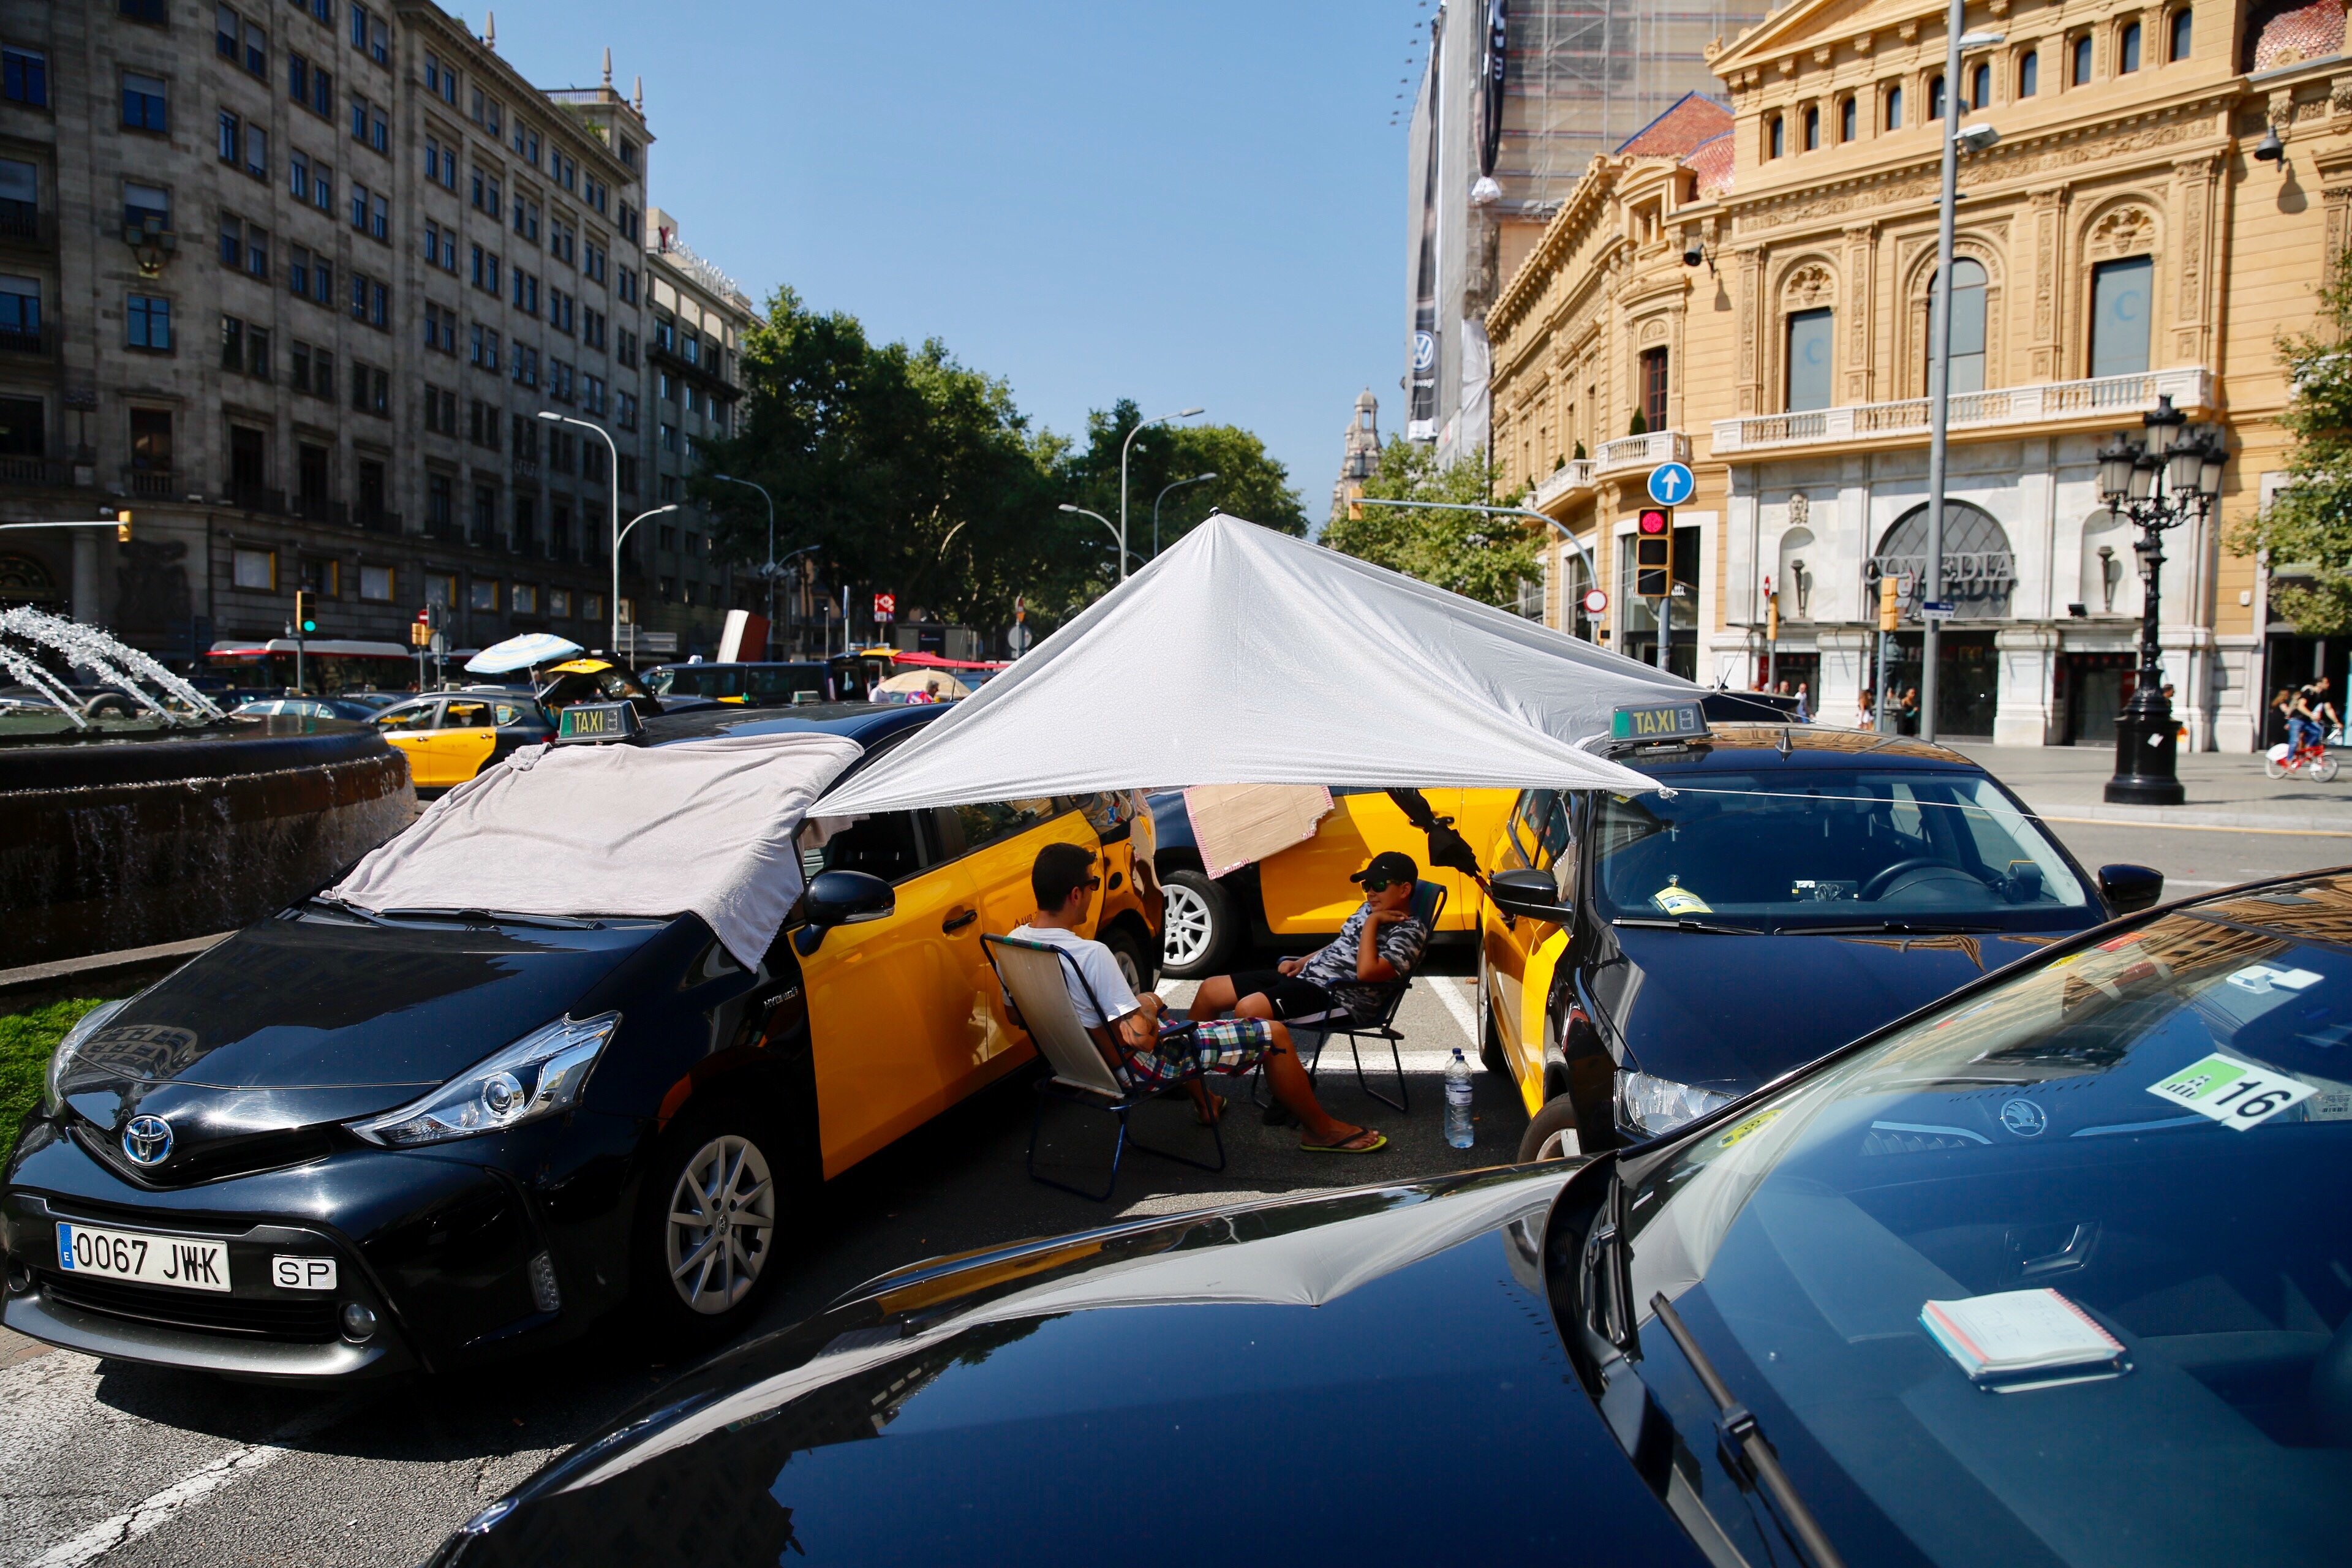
[492,1,1431,521]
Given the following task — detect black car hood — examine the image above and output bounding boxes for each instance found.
[71,914,660,1092]
[439,1167,1709,1568]
[1596,924,2070,1091]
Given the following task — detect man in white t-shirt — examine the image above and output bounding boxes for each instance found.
[1008,842,1383,1153]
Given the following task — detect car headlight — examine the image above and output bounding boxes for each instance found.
[1616,1069,1732,1139]
[350,1013,619,1147]
[42,999,132,1115]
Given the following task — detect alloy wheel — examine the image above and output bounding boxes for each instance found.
[663,1134,777,1315]
[1161,882,1215,970]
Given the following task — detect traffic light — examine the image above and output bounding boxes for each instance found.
[1879,571,1902,632]
[293,590,317,637]
[115,512,132,543]
[411,608,432,649]
[1766,587,1780,643]
[1635,507,1673,598]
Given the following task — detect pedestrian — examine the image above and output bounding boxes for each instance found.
[1856,688,1875,729]
[1795,682,1811,722]
[1899,685,1921,735]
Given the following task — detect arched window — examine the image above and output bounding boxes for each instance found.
[1840,94,1858,141]
[2090,255,2154,377]
[1885,84,1905,128]
[2018,49,2039,96]
[2169,8,2193,61]
[1786,307,1834,412]
[2120,20,2142,70]
[1928,73,1946,119]
[1804,104,1820,150]
[1969,62,1991,108]
[1869,503,2015,620]
[1934,258,1989,394]
[2071,34,2094,83]
[1768,115,1785,158]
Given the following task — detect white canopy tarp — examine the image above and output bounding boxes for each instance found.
[331,731,862,967]
[815,513,1691,817]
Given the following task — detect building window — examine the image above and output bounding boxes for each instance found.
[1839,95,1856,141]
[121,70,168,132]
[218,110,240,165]
[120,0,168,22]
[1802,105,1819,151]
[127,293,172,350]
[1937,258,1988,394]
[1785,307,1834,412]
[2118,20,2141,72]
[233,547,276,591]
[350,3,386,64]
[2169,8,2192,61]
[1969,61,1991,108]
[470,579,497,612]
[2071,34,2093,85]
[309,161,333,214]
[1638,347,1669,431]
[4,47,47,107]
[2089,256,2153,378]
[360,563,393,601]
[1927,73,1945,120]
[2018,49,2038,97]
[1884,84,1904,129]
[0,276,37,348]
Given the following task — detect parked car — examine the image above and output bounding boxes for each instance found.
[1,702,1161,1381]
[643,662,831,707]
[1479,700,2162,1158]
[369,692,555,792]
[233,696,392,722]
[426,867,2352,1568]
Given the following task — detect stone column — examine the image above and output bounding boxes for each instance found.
[1993,625,2059,746]
[2161,625,2217,752]
[71,526,101,624]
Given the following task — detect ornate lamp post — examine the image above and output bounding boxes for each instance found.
[2097,394,2226,804]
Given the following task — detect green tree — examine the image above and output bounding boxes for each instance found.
[1322,439,1542,609]
[1052,399,1308,564]
[2229,261,2352,634]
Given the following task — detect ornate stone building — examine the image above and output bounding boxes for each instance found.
[1491,0,2352,750]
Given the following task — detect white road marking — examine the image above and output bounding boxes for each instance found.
[1431,976,1481,1049]
[26,1400,355,1568]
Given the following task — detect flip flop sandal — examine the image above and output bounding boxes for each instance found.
[1194,1092,1227,1127]
[1301,1129,1387,1154]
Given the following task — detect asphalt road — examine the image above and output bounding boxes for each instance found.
[7,804,2351,1567]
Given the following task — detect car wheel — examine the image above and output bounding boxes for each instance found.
[1159,870,1232,978]
[1517,1095,1583,1164]
[1100,924,1158,997]
[633,1110,786,1341]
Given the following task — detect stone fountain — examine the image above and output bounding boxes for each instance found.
[1,607,415,965]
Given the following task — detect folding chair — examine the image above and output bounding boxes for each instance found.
[982,933,1226,1202]
[1295,880,1448,1115]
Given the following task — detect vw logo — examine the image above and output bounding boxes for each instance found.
[122,1114,173,1166]
[1998,1099,2048,1138]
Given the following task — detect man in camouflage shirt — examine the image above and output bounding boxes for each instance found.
[1187,850,1430,1030]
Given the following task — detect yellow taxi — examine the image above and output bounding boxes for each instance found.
[1149,787,1515,976]
[371,691,554,792]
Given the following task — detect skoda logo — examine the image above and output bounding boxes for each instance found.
[122,1114,173,1166]
[1999,1099,2048,1138]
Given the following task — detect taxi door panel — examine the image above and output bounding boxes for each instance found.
[935,802,1099,1102]
[1482,790,1572,1111]
[1259,790,1502,935]
[802,815,982,1178]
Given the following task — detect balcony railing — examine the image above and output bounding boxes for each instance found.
[224,481,285,516]
[0,325,48,355]
[1710,368,2215,456]
[424,514,462,543]
[511,526,540,557]
[0,454,73,486]
[1594,430,1691,475]
[355,507,401,534]
[291,493,346,526]
[0,202,43,243]
[1532,459,1596,510]
[123,467,176,499]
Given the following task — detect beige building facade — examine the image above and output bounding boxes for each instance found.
[0,0,748,674]
[1491,0,2352,750]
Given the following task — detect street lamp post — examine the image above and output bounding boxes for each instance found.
[1919,20,2004,742]
[772,543,820,655]
[537,411,624,652]
[1119,406,1203,581]
[1057,503,1144,576]
[1346,496,1602,641]
[2095,394,2225,805]
[612,505,678,662]
[710,473,777,657]
[1152,472,1218,558]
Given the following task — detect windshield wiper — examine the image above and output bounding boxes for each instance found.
[1650,1291,1847,1568]
[303,895,386,925]
[1776,920,1999,936]
[375,907,600,929]
[1612,916,1761,937]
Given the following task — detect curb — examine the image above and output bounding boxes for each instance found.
[2022,802,2352,835]
[0,932,233,1003]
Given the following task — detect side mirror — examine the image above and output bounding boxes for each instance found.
[1488,867,1574,924]
[2097,863,2165,916]
[794,869,895,955]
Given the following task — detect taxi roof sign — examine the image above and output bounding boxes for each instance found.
[555,700,643,745]
[1610,698,1708,742]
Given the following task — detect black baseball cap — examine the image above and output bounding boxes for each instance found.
[1351,851,1419,888]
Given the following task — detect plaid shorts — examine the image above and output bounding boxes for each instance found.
[1120,1017,1273,1090]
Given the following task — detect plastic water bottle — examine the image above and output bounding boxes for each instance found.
[1444,1049,1476,1149]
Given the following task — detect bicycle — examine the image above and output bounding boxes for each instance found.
[2266,731,2342,782]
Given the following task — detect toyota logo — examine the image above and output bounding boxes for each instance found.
[122,1114,173,1166]
[1999,1099,2048,1138]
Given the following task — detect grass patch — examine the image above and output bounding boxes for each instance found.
[0,998,107,1167]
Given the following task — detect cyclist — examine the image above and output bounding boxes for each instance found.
[2291,677,2336,761]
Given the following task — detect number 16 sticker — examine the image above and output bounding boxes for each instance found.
[2147,1053,2318,1129]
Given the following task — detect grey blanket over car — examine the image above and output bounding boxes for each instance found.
[331,731,864,967]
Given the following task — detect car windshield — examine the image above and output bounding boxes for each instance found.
[1594,768,2089,929]
[1607,901,2352,1567]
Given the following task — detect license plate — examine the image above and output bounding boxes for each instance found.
[55,1221,231,1293]
[271,1256,337,1292]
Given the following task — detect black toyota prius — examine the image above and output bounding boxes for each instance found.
[431,870,2352,1567]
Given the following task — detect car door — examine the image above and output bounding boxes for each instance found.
[419,698,500,786]
[372,698,444,784]
[799,809,996,1178]
[1256,788,1508,935]
[1482,789,1577,1112]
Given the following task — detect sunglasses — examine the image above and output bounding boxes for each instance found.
[1359,878,1398,893]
